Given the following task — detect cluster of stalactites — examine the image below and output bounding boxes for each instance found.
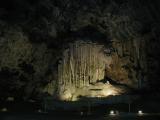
[57,41,108,91]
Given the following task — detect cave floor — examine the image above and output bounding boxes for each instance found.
[0,112,160,120]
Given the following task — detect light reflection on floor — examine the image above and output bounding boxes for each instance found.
[0,112,160,120]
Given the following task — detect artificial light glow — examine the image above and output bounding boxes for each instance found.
[102,89,117,96]
[59,91,72,101]
[37,109,42,113]
[106,90,114,95]
[110,110,115,115]
[1,108,7,112]
[58,82,123,101]
[138,110,143,115]
[71,96,78,101]
[97,95,101,98]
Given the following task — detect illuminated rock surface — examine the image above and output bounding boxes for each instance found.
[56,41,112,100]
[58,83,125,101]
[44,39,148,100]
[45,41,128,100]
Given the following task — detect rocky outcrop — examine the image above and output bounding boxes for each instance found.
[106,38,148,88]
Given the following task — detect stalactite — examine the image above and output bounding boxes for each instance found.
[58,41,108,93]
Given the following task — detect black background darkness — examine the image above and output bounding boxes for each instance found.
[0,0,160,101]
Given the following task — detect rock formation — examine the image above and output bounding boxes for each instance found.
[57,41,113,100]
[106,38,148,88]
[51,38,148,100]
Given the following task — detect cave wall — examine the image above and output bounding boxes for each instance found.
[106,38,148,88]
[1,0,160,100]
